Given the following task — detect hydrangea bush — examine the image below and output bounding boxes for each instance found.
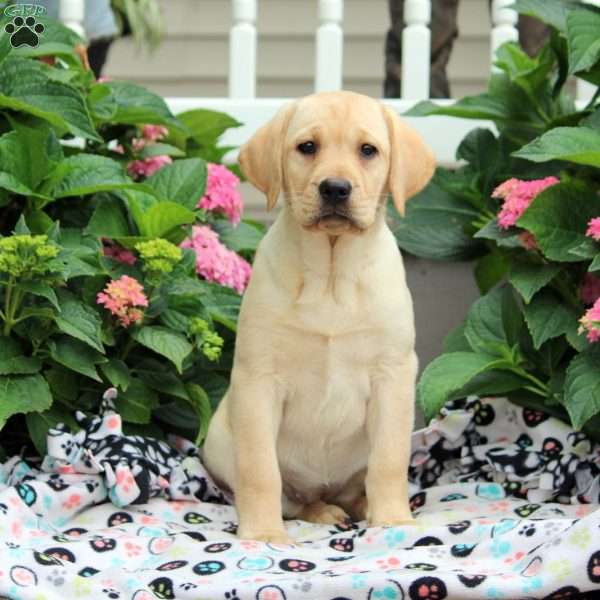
[0,17,265,456]
[391,0,600,437]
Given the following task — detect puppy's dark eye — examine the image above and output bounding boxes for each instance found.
[360,144,377,158]
[297,141,317,155]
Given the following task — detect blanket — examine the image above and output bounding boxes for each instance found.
[0,395,599,600]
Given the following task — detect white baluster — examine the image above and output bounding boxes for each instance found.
[401,0,431,100]
[59,0,85,38]
[577,79,596,104]
[490,0,518,69]
[315,0,344,92]
[229,0,257,99]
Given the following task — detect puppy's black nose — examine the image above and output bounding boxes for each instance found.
[319,178,352,205]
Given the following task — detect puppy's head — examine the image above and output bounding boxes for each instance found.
[239,91,435,234]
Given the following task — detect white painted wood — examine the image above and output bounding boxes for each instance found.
[229,0,257,98]
[59,0,85,38]
[577,79,596,104]
[315,0,344,92]
[490,0,518,69]
[401,0,431,100]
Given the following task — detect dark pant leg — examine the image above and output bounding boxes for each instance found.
[88,38,114,79]
[518,14,549,58]
[384,0,460,99]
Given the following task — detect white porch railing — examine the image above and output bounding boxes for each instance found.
[60,0,594,164]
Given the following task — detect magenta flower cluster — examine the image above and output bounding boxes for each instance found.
[198,163,244,226]
[492,177,559,229]
[127,125,172,179]
[181,225,252,294]
[97,275,149,327]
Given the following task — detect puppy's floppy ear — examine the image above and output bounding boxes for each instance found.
[382,105,435,216]
[238,102,296,211]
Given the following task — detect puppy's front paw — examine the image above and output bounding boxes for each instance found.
[368,516,416,527]
[298,502,350,525]
[238,528,294,545]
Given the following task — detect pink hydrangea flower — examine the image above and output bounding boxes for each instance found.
[581,273,600,306]
[102,239,136,265]
[579,298,600,343]
[142,125,169,142]
[586,217,600,241]
[127,155,172,179]
[198,163,243,226]
[97,275,148,327]
[493,177,560,230]
[180,225,251,293]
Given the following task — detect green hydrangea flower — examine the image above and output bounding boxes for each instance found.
[135,239,182,276]
[0,235,59,279]
[190,317,224,361]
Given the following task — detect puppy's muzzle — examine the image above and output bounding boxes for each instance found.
[319,178,352,208]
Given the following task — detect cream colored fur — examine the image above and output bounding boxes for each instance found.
[202,91,435,543]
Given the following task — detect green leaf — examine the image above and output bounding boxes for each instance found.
[138,369,189,400]
[135,201,195,240]
[5,115,61,190]
[405,95,510,121]
[566,5,600,74]
[517,182,600,262]
[494,42,554,99]
[522,289,578,349]
[474,218,523,249]
[139,143,186,159]
[145,158,207,210]
[464,286,522,357]
[0,131,43,198]
[199,372,229,409]
[177,108,242,146]
[54,296,104,353]
[513,127,600,167]
[0,355,41,375]
[0,29,11,64]
[85,194,131,238]
[185,383,213,445]
[92,81,178,129]
[0,374,52,429]
[562,349,600,429]
[442,322,471,353]
[509,262,561,303]
[45,367,78,405]
[99,359,131,391]
[513,0,577,31]
[590,254,600,272]
[131,326,193,373]
[42,154,137,199]
[390,184,483,261]
[212,219,265,253]
[48,337,105,382]
[114,378,159,424]
[16,281,60,311]
[0,57,99,140]
[203,283,242,331]
[451,370,530,400]
[417,352,509,421]
[474,251,510,295]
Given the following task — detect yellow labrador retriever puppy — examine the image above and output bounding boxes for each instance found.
[203,90,435,543]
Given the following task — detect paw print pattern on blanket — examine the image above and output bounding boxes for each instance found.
[1,396,600,598]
